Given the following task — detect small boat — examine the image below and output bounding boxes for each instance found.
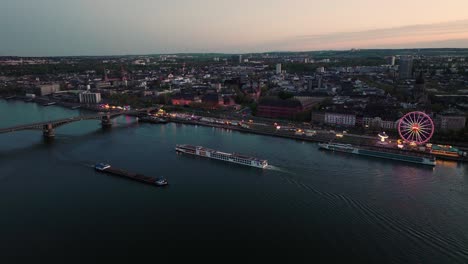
[155,178,168,186]
[95,163,111,171]
[43,102,57,106]
[71,106,81,109]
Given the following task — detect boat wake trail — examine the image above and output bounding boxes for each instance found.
[265,165,294,174]
[281,176,468,262]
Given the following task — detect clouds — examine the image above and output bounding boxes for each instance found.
[267,20,468,51]
[0,0,467,56]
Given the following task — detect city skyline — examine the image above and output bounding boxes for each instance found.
[1,0,468,56]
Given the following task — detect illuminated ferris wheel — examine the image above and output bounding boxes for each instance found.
[398,111,434,145]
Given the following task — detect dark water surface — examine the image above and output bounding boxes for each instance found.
[0,100,467,262]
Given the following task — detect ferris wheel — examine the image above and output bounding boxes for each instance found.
[398,111,434,145]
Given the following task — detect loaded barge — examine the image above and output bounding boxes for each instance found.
[94,163,168,186]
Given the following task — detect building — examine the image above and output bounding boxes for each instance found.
[399,56,413,79]
[230,55,243,64]
[201,93,224,108]
[413,72,429,105]
[386,56,396,66]
[317,76,322,89]
[436,115,466,131]
[36,84,60,96]
[171,94,199,106]
[257,97,313,119]
[362,117,398,130]
[276,63,282,74]
[96,81,112,89]
[79,92,101,104]
[324,113,356,127]
[311,112,325,124]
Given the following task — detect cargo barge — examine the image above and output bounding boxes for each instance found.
[94,163,168,186]
[176,144,268,169]
[318,142,436,166]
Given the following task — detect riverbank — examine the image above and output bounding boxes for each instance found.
[2,96,467,163]
[168,118,468,163]
[0,96,125,113]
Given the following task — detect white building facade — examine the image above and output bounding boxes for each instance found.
[276,63,282,74]
[79,92,102,104]
[325,113,356,127]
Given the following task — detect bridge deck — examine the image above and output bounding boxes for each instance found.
[0,109,151,134]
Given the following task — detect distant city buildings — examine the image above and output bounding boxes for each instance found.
[316,67,325,73]
[0,51,466,136]
[386,56,396,66]
[276,63,282,75]
[399,56,413,79]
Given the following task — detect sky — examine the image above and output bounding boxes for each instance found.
[1,0,468,56]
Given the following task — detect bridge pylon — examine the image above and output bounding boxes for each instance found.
[101,114,112,128]
[43,124,55,138]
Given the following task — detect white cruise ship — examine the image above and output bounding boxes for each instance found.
[318,142,436,166]
[176,144,268,169]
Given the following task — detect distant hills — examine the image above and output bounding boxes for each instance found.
[1,48,468,59]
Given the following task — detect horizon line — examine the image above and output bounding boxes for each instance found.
[1,47,468,58]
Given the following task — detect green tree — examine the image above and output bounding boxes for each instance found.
[430,103,444,113]
[249,102,258,115]
[278,91,294,100]
[156,94,171,105]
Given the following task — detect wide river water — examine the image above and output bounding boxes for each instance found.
[0,99,467,262]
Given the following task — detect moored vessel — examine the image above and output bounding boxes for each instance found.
[139,116,168,124]
[176,144,268,169]
[318,142,436,166]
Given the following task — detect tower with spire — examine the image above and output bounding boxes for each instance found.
[120,65,128,81]
[103,67,109,82]
[413,71,429,106]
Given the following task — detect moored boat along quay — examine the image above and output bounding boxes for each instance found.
[165,117,468,163]
[0,97,466,163]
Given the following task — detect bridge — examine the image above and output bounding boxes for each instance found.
[0,108,154,139]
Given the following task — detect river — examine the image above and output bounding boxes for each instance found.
[0,99,467,262]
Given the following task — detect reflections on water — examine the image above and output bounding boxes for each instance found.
[0,99,467,262]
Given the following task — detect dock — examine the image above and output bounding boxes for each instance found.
[138,116,168,124]
[95,164,167,187]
